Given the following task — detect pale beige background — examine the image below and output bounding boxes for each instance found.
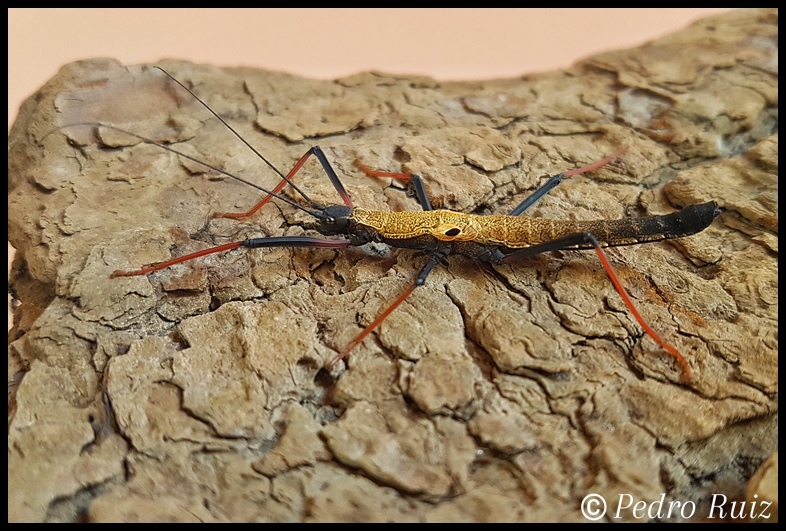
[8,8,732,330]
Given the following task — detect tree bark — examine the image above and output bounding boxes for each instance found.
[8,9,777,522]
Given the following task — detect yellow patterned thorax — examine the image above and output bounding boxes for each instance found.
[350,208,571,248]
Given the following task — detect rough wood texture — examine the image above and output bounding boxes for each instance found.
[8,9,777,523]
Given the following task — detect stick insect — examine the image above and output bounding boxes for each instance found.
[87,67,721,383]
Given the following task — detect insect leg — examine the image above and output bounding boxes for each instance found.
[328,253,442,368]
[154,68,353,218]
[111,236,350,277]
[212,146,353,220]
[502,232,691,383]
[508,150,626,216]
[354,160,433,211]
[409,175,434,211]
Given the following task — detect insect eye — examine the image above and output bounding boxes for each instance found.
[445,228,461,237]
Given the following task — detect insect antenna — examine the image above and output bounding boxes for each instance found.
[62,121,327,221]
[153,66,325,210]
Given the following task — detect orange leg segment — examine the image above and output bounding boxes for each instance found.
[327,254,441,368]
[502,231,691,383]
[592,244,691,383]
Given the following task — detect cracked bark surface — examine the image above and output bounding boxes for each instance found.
[8,9,777,523]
